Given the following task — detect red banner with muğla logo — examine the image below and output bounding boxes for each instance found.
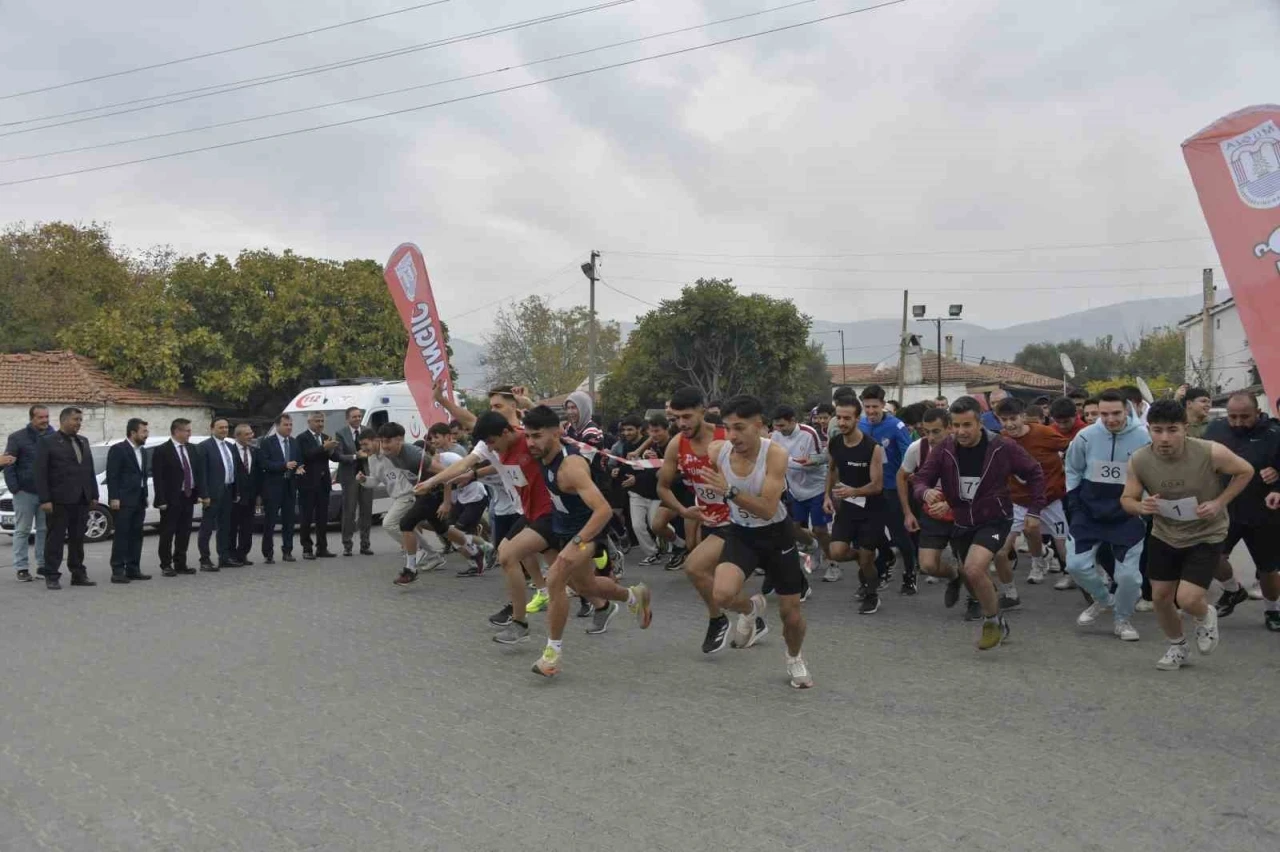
[1183,105,1280,410]
[383,243,455,429]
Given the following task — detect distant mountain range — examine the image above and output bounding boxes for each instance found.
[447,295,1204,389]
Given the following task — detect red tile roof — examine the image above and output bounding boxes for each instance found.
[0,351,213,408]
[828,352,1060,390]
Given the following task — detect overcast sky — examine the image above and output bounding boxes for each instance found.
[2,0,1277,345]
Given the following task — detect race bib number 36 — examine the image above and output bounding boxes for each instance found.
[1088,459,1126,484]
[958,476,980,502]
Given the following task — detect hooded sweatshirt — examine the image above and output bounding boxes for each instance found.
[911,429,1046,527]
[1063,413,1150,546]
[858,412,913,492]
[564,391,604,448]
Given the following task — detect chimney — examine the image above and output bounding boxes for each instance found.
[944,334,954,359]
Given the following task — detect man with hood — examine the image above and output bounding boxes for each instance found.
[1202,392,1280,627]
[1062,389,1151,642]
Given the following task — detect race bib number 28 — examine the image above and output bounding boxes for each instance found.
[1088,459,1126,484]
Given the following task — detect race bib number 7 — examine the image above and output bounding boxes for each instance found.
[1088,459,1126,484]
[958,476,980,502]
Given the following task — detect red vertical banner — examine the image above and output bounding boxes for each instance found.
[1182,105,1280,408]
[383,243,454,428]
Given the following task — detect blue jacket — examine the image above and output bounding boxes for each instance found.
[4,423,55,494]
[859,413,913,491]
[981,411,1002,433]
[1063,413,1150,546]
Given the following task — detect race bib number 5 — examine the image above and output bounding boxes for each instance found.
[1088,459,1126,484]
[958,476,980,502]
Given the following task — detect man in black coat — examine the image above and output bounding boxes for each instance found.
[196,417,239,570]
[152,418,207,577]
[105,417,152,584]
[296,411,338,560]
[33,406,100,590]
[259,413,302,564]
[229,422,263,564]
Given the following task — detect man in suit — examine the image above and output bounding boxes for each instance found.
[260,413,302,564]
[297,411,338,560]
[152,418,207,577]
[229,422,262,564]
[105,417,152,584]
[197,417,239,570]
[4,404,55,582]
[335,406,373,557]
[33,407,100,590]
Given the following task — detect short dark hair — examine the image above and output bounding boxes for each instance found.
[522,405,561,431]
[994,397,1026,417]
[834,396,863,417]
[1118,385,1144,407]
[488,385,517,399]
[1084,397,1100,407]
[815,402,835,416]
[449,419,462,430]
[899,402,928,427]
[948,396,983,418]
[921,407,950,427]
[357,427,378,442]
[621,414,644,429]
[1067,389,1088,401]
[1184,387,1211,403]
[1098,389,1125,405]
[59,406,82,422]
[889,399,902,408]
[428,422,452,437]
[345,406,362,416]
[646,413,669,429]
[169,417,191,434]
[28,404,47,419]
[933,396,947,404]
[274,413,292,426]
[669,386,704,411]
[706,399,722,410]
[1146,399,1187,425]
[1049,397,1078,420]
[377,422,405,440]
[832,385,854,398]
[772,404,797,422]
[721,394,764,421]
[1025,404,1045,422]
[860,384,886,402]
[125,417,147,437]
[211,417,229,429]
[473,411,514,442]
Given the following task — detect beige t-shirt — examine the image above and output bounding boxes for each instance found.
[1129,437,1228,547]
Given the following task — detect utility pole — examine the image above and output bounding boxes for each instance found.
[839,329,846,384]
[897,290,908,402]
[581,251,600,398]
[1201,267,1214,392]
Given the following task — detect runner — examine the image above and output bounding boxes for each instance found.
[1179,386,1214,438]
[912,397,1046,650]
[770,404,830,575]
[1121,399,1253,670]
[518,406,651,677]
[1201,392,1280,627]
[657,386,739,654]
[359,423,444,574]
[899,408,967,607]
[701,395,812,688]
[823,396,886,614]
[994,397,1071,593]
[426,423,493,577]
[859,385,918,594]
[1081,398,1101,426]
[1048,396,1087,443]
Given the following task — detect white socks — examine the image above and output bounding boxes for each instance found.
[405,553,416,570]
[1222,578,1241,592]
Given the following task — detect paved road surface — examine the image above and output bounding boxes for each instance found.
[0,537,1276,852]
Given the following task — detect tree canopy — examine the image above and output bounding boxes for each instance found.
[1013,328,1185,388]
[481,295,621,400]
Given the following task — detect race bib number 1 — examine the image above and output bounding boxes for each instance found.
[843,495,867,507]
[958,476,980,501]
[1155,496,1199,521]
[1088,459,1126,484]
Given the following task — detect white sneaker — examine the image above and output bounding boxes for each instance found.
[1247,581,1264,601]
[1156,643,1189,671]
[1113,619,1139,642]
[822,563,842,583]
[924,575,938,585]
[1194,606,1219,655]
[417,551,445,572]
[731,595,765,649]
[1027,557,1047,585]
[1134,598,1154,612]
[1015,534,1029,553]
[1054,575,1077,591]
[786,654,813,689]
[1077,600,1112,626]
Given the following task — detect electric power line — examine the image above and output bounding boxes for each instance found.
[2,0,831,165]
[603,274,1204,293]
[599,278,662,308]
[0,0,911,188]
[0,1,452,101]
[605,255,1220,275]
[0,0,636,135]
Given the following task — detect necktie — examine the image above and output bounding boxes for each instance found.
[179,445,193,495]
[242,445,250,470]
[71,436,82,464]
[222,442,233,483]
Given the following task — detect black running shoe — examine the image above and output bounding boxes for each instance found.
[998,594,1021,611]
[900,577,918,596]
[944,575,963,608]
[859,593,881,615]
[576,597,593,618]
[1215,587,1250,618]
[964,598,983,621]
[702,615,730,654]
[854,583,868,601]
[488,603,514,627]
[639,553,662,566]
[16,569,32,583]
[666,548,687,570]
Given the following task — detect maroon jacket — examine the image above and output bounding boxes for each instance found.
[910,431,1046,527]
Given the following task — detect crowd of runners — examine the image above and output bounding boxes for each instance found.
[362,377,1279,688]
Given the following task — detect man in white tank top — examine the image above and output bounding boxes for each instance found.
[698,395,813,689]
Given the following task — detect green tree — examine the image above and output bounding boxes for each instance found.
[600,279,828,414]
[0,221,132,352]
[481,295,621,400]
[1013,336,1126,386]
[1124,326,1185,384]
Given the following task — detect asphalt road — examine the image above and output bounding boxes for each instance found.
[0,535,1276,852]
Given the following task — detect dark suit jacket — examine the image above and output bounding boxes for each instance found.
[231,442,264,504]
[34,431,98,505]
[334,425,364,487]
[296,430,333,491]
[152,440,202,508]
[105,440,148,508]
[199,438,237,501]
[259,433,302,501]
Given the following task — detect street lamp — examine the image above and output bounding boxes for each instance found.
[914,304,963,397]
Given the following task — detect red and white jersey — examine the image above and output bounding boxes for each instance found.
[677,425,730,527]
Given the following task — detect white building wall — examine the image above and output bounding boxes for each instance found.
[1182,302,1252,395]
[893,382,970,406]
[0,404,214,443]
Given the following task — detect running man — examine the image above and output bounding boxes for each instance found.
[770,404,830,575]
[912,397,1046,650]
[859,385,918,594]
[520,406,652,677]
[1062,389,1151,641]
[1122,399,1253,670]
[899,407,969,608]
[701,395,813,688]
[822,396,886,614]
[396,442,493,583]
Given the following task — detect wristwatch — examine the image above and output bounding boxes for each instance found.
[725,485,740,502]
[571,534,587,550]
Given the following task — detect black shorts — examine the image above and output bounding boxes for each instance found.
[950,519,1013,563]
[831,505,884,551]
[547,528,603,554]
[719,522,806,596]
[400,492,449,536]
[1223,522,1280,574]
[493,512,521,545]
[506,513,556,551]
[917,515,956,552]
[450,496,488,534]
[1146,536,1221,588]
[702,524,731,541]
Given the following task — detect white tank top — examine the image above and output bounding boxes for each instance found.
[717,438,788,528]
